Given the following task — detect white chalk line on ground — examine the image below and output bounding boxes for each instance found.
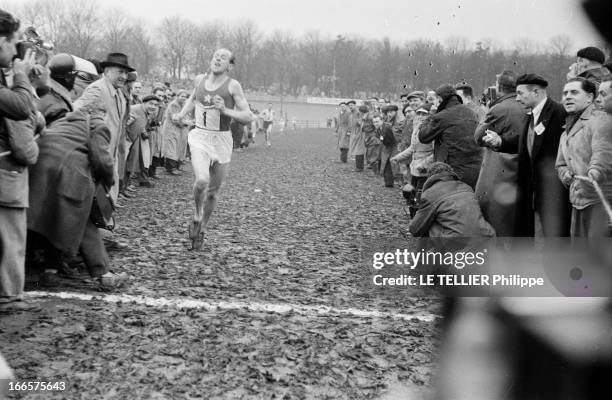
[26,291,438,322]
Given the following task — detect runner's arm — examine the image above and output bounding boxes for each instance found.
[221,80,253,125]
[178,74,204,119]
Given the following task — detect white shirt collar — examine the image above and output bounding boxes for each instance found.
[530,97,547,123]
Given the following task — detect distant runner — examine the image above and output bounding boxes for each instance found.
[261,102,274,146]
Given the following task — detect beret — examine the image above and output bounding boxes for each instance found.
[339,101,346,106]
[346,100,356,105]
[358,105,369,113]
[577,46,605,64]
[516,73,548,88]
[435,84,457,101]
[142,94,162,103]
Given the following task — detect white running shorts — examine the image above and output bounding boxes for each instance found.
[188,128,233,164]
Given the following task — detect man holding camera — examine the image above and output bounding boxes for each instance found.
[0,8,39,310]
[419,84,482,189]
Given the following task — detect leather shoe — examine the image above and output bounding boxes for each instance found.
[120,191,133,199]
[103,238,129,251]
[96,271,128,288]
[0,299,40,312]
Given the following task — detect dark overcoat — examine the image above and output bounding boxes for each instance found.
[419,95,482,189]
[474,93,526,236]
[28,111,114,255]
[498,98,571,236]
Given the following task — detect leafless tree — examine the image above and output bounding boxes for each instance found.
[549,34,573,56]
[159,15,196,79]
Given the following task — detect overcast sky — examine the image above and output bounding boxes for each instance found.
[102,0,602,51]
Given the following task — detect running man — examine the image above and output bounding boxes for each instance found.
[176,48,252,250]
[261,102,274,146]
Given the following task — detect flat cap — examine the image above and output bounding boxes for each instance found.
[358,105,369,113]
[346,100,356,105]
[516,73,548,88]
[406,90,425,100]
[142,94,162,103]
[381,104,398,113]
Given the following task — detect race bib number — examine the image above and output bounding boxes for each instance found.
[196,103,221,131]
[202,108,221,131]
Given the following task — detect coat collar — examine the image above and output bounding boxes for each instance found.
[48,78,74,109]
[490,92,516,107]
[566,104,596,138]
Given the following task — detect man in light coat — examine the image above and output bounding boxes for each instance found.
[74,53,134,203]
[556,77,612,237]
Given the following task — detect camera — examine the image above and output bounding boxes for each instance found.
[487,86,498,103]
[14,26,54,65]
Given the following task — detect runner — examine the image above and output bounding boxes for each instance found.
[176,48,253,250]
[261,102,274,146]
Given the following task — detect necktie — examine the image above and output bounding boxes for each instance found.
[527,113,535,158]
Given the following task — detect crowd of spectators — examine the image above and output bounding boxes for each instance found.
[334,45,612,241]
[0,9,213,314]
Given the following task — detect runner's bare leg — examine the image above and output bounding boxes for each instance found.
[190,148,212,222]
[201,162,229,229]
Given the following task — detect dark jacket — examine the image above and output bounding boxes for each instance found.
[474,93,527,236]
[0,71,39,208]
[409,171,496,239]
[37,78,74,126]
[419,95,482,189]
[578,66,610,84]
[28,111,114,255]
[498,97,571,236]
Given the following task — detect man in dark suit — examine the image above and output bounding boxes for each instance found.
[483,74,571,237]
[474,70,526,237]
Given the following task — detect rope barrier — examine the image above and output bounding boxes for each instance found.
[574,175,612,226]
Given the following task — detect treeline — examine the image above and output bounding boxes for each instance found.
[1,0,598,100]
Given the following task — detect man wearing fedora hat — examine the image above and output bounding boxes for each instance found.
[74,52,135,204]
